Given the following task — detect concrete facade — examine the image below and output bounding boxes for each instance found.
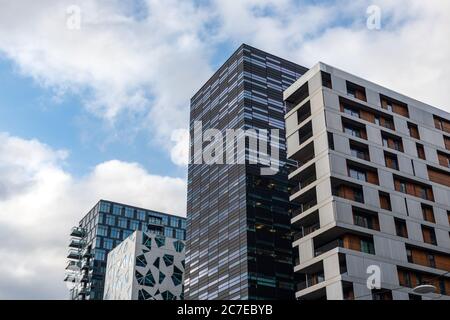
[285,62,450,300]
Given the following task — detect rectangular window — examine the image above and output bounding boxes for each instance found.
[395,218,408,238]
[123,230,133,239]
[105,215,115,226]
[118,218,127,228]
[97,226,108,237]
[94,249,106,261]
[321,71,332,89]
[170,217,179,228]
[416,143,426,160]
[350,141,370,161]
[408,122,420,139]
[353,208,380,231]
[380,95,409,117]
[125,207,134,218]
[130,220,140,231]
[394,176,434,201]
[381,132,403,152]
[176,229,185,240]
[421,204,435,223]
[137,210,146,221]
[379,192,391,211]
[343,120,367,140]
[99,202,111,213]
[434,115,450,134]
[361,239,375,254]
[347,81,367,101]
[422,226,437,245]
[384,152,399,170]
[349,167,367,182]
[437,151,450,168]
[164,227,174,238]
[427,166,450,188]
[103,238,114,250]
[445,136,450,151]
[112,205,122,215]
[110,228,121,239]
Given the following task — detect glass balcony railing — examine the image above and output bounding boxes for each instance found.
[70,227,85,238]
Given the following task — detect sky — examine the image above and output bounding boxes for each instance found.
[0,0,449,299]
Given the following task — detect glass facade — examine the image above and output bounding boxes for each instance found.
[67,200,186,300]
[185,44,307,300]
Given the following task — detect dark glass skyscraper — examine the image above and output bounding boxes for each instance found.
[185,44,308,300]
[64,200,186,300]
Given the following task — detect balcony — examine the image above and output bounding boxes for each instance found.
[315,240,343,257]
[291,188,317,218]
[70,227,85,238]
[69,239,85,249]
[66,261,81,271]
[67,250,82,260]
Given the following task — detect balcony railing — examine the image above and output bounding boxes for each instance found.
[292,200,317,218]
[296,274,325,291]
[69,239,85,249]
[293,223,320,242]
[66,261,81,271]
[67,250,82,260]
[314,240,343,257]
[70,227,85,238]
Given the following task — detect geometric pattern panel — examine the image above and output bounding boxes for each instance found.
[103,230,185,300]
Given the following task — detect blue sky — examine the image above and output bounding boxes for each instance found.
[0,0,449,300]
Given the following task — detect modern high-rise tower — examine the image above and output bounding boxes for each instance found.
[64,200,186,300]
[285,62,450,300]
[185,44,308,300]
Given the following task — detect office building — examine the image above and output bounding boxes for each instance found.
[103,230,185,300]
[185,44,308,300]
[64,200,186,300]
[284,62,450,300]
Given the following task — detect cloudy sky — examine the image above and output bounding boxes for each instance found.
[0,0,449,299]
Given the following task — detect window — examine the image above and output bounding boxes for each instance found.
[123,230,133,239]
[328,132,335,150]
[125,207,134,218]
[347,81,367,101]
[130,220,140,231]
[350,141,370,161]
[175,229,185,240]
[170,217,179,228]
[137,210,146,221]
[434,115,450,134]
[349,167,367,182]
[416,143,426,160]
[395,218,408,238]
[445,136,450,151]
[99,202,111,213]
[118,218,127,228]
[382,132,403,152]
[380,95,409,117]
[103,238,113,250]
[408,122,420,139]
[343,120,367,140]
[343,105,360,118]
[110,228,121,239]
[422,226,437,245]
[321,71,332,89]
[384,152,399,170]
[332,179,364,203]
[372,289,393,300]
[95,249,106,261]
[421,204,435,223]
[97,226,108,237]
[394,176,434,201]
[406,248,413,263]
[112,205,122,215]
[164,227,174,238]
[353,208,380,231]
[427,166,450,188]
[427,254,436,268]
[361,239,375,254]
[105,215,115,226]
[379,192,391,211]
[437,151,450,168]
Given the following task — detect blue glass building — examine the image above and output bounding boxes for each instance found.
[64,199,186,300]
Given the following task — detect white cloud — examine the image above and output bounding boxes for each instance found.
[0,133,186,299]
[0,0,449,168]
